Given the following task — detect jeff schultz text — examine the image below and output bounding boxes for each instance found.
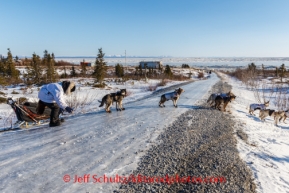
[65,174,227,184]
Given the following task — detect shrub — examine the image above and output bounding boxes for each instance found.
[157,79,168,86]
[122,76,129,82]
[147,84,157,91]
[0,97,6,103]
[115,63,124,77]
[55,60,75,66]
[11,90,19,94]
[197,72,204,78]
[29,88,34,94]
[228,68,246,81]
[172,74,188,81]
[20,87,28,94]
[18,97,28,104]
[93,83,106,88]
[85,82,93,86]
[65,90,97,111]
[60,73,68,79]
[0,91,6,96]
[181,64,190,68]
[164,65,173,78]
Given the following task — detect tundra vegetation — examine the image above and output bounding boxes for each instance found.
[0,48,195,88]
[226,62,289,110]
[0,48,201,105]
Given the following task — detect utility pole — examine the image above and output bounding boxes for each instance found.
[125,50,126,66]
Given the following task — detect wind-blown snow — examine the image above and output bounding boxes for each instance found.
[0,74,218,192]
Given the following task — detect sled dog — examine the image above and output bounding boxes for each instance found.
[214,95,236,112]
[99,89,127,113]
[249,101,269,115]
[207,91,235,107]
[279,110,289,124]
[159,88,184,108]
[259,109,285,126]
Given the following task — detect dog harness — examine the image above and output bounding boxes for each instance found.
[164,91,178,100]
[250,103,267,111]
[216,93,229,98]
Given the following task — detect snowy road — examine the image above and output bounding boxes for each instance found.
[0,74,218,193]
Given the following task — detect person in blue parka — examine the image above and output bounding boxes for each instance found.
[37,81,75,127]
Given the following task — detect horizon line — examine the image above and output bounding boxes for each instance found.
[6,56,289,59]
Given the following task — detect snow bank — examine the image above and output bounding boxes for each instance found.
[220,73,289,193]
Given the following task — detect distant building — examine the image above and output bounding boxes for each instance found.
[80,60,92,67]
[265,66,278,70]
[139,61,163,69]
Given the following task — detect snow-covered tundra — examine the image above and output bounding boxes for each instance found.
[220,73,289,193]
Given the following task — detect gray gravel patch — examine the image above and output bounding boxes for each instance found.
[114,81,256,193]
[236,129,249,143]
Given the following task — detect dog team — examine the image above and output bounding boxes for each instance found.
[209,92,287,126]
[99,87,237,113]
[249,101,288,126]
[98,85,285,126]
[99,88,236,113]
[98,88,185,113]
[98,87,235,113]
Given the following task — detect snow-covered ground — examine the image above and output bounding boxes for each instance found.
[0,77,199,129]
[220,73,289,193]
[0,74,218,192]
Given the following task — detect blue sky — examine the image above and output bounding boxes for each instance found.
[1,0,289,57]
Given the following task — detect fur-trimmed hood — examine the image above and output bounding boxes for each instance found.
[62,81,76,95]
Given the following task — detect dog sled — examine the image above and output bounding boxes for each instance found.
[4,98,51,131]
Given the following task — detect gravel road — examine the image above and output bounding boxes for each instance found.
[114,80,256,193]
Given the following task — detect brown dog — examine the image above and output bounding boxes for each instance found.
[214,95,236,112]
[260,109,285,126]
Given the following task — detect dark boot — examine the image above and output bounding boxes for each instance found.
[50,103,60,123]
[49,120,61,127]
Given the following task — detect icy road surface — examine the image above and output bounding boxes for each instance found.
[0,74,218,193]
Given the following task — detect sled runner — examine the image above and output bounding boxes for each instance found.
[3,98,51,131]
